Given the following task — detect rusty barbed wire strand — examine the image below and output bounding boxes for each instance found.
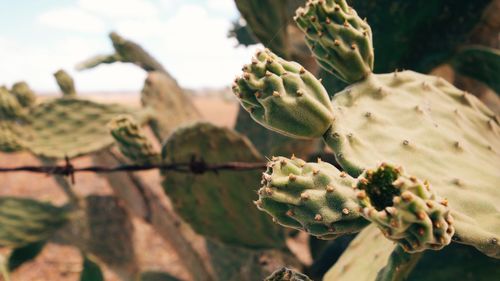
[0,158,268,177]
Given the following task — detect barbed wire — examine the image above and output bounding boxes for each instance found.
[0,157,268,183]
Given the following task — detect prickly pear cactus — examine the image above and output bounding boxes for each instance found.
[0,197,68,247]
[10,82,36,108]
[323,225,396,281]
[0,87,25,120]
[161,122,284,249]
[233,49,334,139]
[234,0,500,259]
[77,32,166,73]
[0,95,147,158]
[141,71,201,141]
[256,156,368,239]
[295,0,374,83]
[53,69,77,97]
[357,163,454,253]
[108,115,159,164]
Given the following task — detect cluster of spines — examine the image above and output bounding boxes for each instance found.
[356,163,455,252]
[255,156,368,239]
[294,0,374,83]
[108,115,158,164]
[232,49,334,139]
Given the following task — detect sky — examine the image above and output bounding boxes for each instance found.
[0,0,261,92]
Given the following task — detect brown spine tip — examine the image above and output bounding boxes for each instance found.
[342,208,350,215]
[326,185,335,193]
[314,214,323,221]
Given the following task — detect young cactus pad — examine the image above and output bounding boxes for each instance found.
[256,156,368,239]
[234,0,500,258]
[233,49,334,139]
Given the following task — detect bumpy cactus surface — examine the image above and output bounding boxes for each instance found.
[161,122,284,248]
[257,156,368,239]
[357,163,454,253]
[77,32,166,73]
[234,49,334,139]
[234,0,500,259]
[10,82,36,108]
[0,197,68,247]
[54,69,77,97]
[108,115,159,164]
[0,84,147,158]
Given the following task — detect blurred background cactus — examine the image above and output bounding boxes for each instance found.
[0,0,499,280]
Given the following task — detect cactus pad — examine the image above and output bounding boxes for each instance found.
[0,97,146,158]
[161,123,284,249]
[10,82,36,108]
[323,224,396,281]
[108,115,159,164]
[141,71,201,141]
[0,197,68,248]
[357,163,454,252]
[0,88,25,120]
[295,0,374,83]
[233,49,334,139]
[53,69,77,97]
[257,156,368,239]
[323,71,500,257]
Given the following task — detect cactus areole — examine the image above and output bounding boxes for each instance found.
[233,0,500,258]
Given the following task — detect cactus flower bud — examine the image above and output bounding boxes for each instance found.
[233,49,334,139]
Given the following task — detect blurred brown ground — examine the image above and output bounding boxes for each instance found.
[0,94,239,281]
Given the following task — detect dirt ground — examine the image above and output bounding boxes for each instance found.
[0,94,239,281]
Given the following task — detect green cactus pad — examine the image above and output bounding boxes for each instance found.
[207,239,300,281]
[257,156,368,239]
[0,122,25,152]
[77,32,166,73]
[0,197,68,248]
[161,123,284,249]
[53,69,77,97]
[295,0,374,83]
[0,88,25,120]
[406,242,500,281]
[323,224,396,281]
[108,115,159,164]
[10,82,36,108]
[451,46,500,94]
[141,71,201,141]
[357,163,455,253]
[264,267,312,281]
[0,97,146,158]
[323,71,500,257]
[233,49,334,139]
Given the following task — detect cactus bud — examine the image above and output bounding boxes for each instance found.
[256,156,368,239]
[54,69,76,97]
[233,49,334,139]
[108,115,159,164]
[295,0,374,83]
[357,163,454,252]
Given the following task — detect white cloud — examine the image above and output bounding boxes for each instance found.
[0,35,145,92]
[78,0,159,19]
[3,1,259,92]
[206,0,238,17]
[159,4,260,88]
[37,7,106,33]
